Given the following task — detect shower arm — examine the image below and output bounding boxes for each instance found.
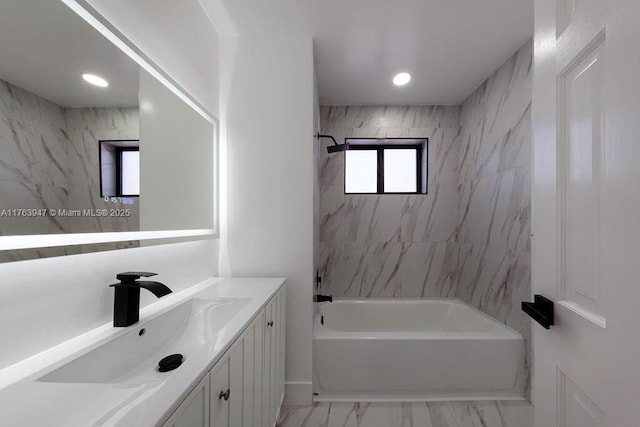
[316,133,339,146]
[316,133,350,153]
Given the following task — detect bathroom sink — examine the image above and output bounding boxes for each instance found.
[38,297,250,385]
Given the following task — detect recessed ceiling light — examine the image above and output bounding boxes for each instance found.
[393,72,411,86]
[82,73,109,88]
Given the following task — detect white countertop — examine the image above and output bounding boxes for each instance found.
[0,277,286,427]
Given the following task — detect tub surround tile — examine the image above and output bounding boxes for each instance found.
[399,242,459,298]
[457,39,532,399]
[345,195,403,244]
[320,106,460,129]
[458,164,531,252]
[278,401,533,427]
[320,242,403,298]
[320,185,347,243]
[319,242,457,299]
[400,186,459,243]
[319,106,462,299]
[459,43,532,182]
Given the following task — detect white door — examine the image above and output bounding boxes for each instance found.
[532,0,640,426]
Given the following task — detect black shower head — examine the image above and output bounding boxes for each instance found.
[317,133,350,154]
[327,143,350,153]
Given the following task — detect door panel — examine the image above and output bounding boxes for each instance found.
[558,369,605,427]
[558,32,606,326]
[533,0,640,425]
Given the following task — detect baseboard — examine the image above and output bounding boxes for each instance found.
[283,381,313,406]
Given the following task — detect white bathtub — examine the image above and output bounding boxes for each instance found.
[313,298,524,401]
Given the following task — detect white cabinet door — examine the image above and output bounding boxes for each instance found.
[275,289,285,417]
[261,303,272,425]
[163,374,210,427]
[269,294,279,424]
[229,342,244,426]
[210,356,230,427]
[242,321,256,427]
[164,286,286,427]
[253,310,265,427]
[278,289,285,410]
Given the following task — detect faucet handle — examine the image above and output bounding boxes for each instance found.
[116,272,157,282]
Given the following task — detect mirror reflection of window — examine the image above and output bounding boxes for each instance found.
[100,140,140,197]
[120,150,140,196]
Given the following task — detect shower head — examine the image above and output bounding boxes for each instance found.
[327,143,350,153]
[316,133,349,154]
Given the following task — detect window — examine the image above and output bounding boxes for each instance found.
[100,140,140,197]
[118,148,140,196]
[344,139,427,194]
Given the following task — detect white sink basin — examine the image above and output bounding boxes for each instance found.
[38,297,250,385]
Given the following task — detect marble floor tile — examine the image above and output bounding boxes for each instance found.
[277,401,533,427]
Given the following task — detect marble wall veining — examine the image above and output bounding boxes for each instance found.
[0,79,140,261]
[318,106,462,298]
[317,40,532,399]
[65,106,140,234]
[457,39,532,399]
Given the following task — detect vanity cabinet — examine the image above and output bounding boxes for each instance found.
[164,287,286,427]
[163,374,211,427]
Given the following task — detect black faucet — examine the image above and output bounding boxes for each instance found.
[314,294,333,303]
[110,272,172,327]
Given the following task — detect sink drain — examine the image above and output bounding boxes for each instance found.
[158,354,183,372]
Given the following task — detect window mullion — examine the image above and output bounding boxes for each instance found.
[416,146,422,193]
[377,148,384,193]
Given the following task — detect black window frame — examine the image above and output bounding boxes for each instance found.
[344,139,427,195]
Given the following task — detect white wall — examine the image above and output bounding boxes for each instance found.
[219,33,315,405]
[0,0,220,371]
[139,70,214,232]
[87,0,220,117]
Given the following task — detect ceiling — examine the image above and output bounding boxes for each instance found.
[0,0,139,108]
[311,0,533,106]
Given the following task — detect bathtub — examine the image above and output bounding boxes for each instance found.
[313,298,524,401]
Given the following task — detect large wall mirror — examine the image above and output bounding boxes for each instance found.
[0,0,218,262]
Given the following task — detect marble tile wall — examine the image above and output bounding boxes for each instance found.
[317,41,532,398]
[0,80,70,237]
[0,79,140,261]
[457,40,532,399]
[65,106,140,234]
[318,106,462,298]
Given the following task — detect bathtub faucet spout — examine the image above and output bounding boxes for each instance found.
[314,294,333,302]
